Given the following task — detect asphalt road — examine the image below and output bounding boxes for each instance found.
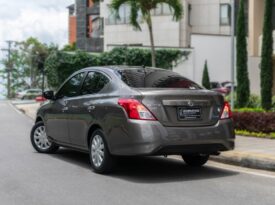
[1,101,275,205]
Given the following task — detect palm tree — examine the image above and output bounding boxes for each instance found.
[110,0,183,67]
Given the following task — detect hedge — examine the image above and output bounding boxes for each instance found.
[233,111,275,133]
[45,48,189,89]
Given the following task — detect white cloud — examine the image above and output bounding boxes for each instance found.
[0,0,74,47]
[0,0,74,97]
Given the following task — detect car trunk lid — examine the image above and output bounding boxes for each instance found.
[137,88,224,127]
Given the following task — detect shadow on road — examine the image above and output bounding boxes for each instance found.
[51,148,239,184]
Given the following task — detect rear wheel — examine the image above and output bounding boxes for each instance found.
[182,154,209,167]
[30,122,59,153]
[89,129,115,174]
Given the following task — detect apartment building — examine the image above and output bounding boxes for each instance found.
[68,0,275,94]
[68,0,104,52]
[68,4,77,45]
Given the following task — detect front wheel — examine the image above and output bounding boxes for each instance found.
[89,129,115,174]
[30,122,59,153]
[182,154,209,167]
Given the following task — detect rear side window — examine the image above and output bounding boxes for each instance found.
[81,72,110,95]
[57,72,85,98]
[117,68,202,89]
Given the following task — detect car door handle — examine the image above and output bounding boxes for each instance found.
[88,106,96,112]
[62,107,69,112]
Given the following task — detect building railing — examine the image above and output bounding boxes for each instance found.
[86,38,104,52]
[87,2,100,15]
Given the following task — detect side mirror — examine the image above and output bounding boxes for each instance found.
[43,90,55,100]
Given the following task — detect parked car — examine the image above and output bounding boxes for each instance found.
[221,81,237,92]
[16,89,42,100]
[210,82,230,95]
[30,67,235,174]
[35,96,47,102]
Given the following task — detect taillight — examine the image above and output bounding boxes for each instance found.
[220,101,232,119]
[118,98,157,121]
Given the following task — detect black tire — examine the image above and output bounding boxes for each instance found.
[89,129,115,174]
[30,121,59,153]
[182,154,209,167]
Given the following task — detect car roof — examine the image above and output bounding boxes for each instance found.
[80,66,165,73]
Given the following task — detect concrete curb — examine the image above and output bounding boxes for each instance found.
[10,101,39,120]
[210,151,275,172]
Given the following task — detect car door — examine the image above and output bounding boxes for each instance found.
[68,71,111,148]
[45,72,86,144]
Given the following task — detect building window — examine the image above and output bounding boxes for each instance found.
[220,4,231,26]
[87,15,103,38]
[152,3,173,16]
[87,0,94,8]
[107,4,133,25]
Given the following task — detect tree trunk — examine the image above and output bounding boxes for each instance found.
[146,15,156,67]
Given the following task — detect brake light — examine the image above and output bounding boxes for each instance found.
[118,99,157,121]
[220,101,232,119]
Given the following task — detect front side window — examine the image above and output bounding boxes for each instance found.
[117,68,202,90]
[57,72,85,98]
[220,4,231,26]
[81,72,110,95]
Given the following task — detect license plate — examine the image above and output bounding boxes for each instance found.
[177,107,201,120]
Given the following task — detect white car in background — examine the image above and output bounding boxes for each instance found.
[16,89,42,100]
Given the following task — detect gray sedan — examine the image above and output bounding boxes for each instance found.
[30,66,235,174]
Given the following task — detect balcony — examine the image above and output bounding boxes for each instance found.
[86,38,104,53]
[87,3,100,15]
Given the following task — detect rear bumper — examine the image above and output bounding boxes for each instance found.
[108,119,235,156]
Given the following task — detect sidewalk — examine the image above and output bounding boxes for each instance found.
[211,136,275,171]
[11,101,275,171]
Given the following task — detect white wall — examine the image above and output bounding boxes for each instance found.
[173,49,195,80]
[191,34,232,84]
[104,17,180,51]
[101,0,182,51]
[248,57,261,95]
[191,34,261,95]
[189,0,231,35]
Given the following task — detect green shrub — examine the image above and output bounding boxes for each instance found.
[260,0,274,110]
[234,108,266,113]
[246,94,261,108]
[233,111,275,133]
[236,0,250,108]
[45,48,189,89]
[235,130,275,139]
[202,60,210,89]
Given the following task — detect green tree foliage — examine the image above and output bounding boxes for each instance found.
[0,37,56,96]
[236,0,250,108]
[110,0,183,67]
[45,47,189,89]
[260,0,274,110]
[202,60,210,89]
[62,43,77,52]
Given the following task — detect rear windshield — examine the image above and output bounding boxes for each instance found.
[116,68,202,89]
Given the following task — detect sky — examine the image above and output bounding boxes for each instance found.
[0,0,74,97]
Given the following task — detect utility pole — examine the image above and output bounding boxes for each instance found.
[230,0,236,110]
[1,41,17,99]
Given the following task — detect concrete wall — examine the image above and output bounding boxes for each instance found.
[248,0,264,57]
[101,0,182,50]
[189,0,231,35]
[190,34,232,84]
[248,57,261,95]
[173,49,195,80]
